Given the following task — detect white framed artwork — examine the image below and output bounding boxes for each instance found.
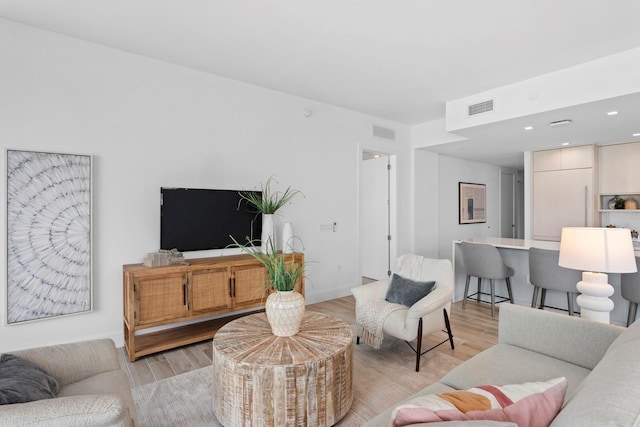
[6,150,92,324]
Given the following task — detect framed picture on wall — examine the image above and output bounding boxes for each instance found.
[6,149,92,324]
[459,182,486,224]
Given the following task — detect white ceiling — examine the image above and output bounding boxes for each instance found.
[2,0,640,169]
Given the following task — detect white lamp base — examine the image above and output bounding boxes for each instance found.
[576,271,614,324]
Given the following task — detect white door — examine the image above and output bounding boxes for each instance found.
[361,153,392,280]
[500,170,516,238]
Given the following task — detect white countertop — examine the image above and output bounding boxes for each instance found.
[455,237,560,250]
[455,237,640,255]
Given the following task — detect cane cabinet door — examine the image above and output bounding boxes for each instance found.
[232,264,268,309]
[135,272,187,325]
[189,267,232,315]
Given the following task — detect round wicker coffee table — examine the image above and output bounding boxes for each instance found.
[212,311,353,427]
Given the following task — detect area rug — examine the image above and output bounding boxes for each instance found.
[133,367,221,427]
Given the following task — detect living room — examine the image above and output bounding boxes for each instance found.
[2,2,640,426]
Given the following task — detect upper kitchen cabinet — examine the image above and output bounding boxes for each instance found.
[532,145,596,241]
[598,141,640,195]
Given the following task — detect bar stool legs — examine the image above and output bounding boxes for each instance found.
[463,275,513,317]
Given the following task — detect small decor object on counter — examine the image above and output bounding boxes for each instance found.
[615,196,626,209]
[282,221,294,254]
[625,197,638,210]
[631,230,639,240]
[143,249,187,267]
[608,196,618,210]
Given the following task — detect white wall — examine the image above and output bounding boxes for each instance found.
[0,19,411,352]
[437,155,501,260]
[414,149,440,258]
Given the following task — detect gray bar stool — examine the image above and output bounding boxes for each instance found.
[460,241,514,317]
[621,257,640,327]
[528,247,581,315]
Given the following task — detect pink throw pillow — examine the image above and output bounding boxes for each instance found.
[392,377,567,427]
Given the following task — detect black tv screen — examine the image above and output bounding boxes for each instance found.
[160,188,262,251]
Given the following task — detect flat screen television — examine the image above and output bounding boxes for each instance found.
[160,187,262,252]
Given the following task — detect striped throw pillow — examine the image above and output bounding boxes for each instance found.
[392,377,567,427]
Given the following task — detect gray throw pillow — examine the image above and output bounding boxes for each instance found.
[0,353,60,405]
[385,274,436,307]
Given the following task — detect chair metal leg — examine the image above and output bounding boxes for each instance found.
[628,302,638,327]
[415,318,423,372]
[444,308,454,350]
[413,310,455,372]
[477,277,482,302]
[539,289,547,310]
[356,336,360,345]
[462,275,471,310]
[531,286,539,308]
[490,279,496,317]
[567,292,575,316]
[505,277,514,304]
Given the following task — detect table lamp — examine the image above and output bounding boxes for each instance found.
[559,227,637,323]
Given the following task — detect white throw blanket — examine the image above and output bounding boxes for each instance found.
[356,300,405,349]
[357,254,426,349]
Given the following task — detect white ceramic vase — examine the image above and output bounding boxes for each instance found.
[265,290,305,337]
[261,214,275,253]
[282,221,294,254]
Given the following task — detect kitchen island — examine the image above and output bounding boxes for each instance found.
[452,237,634,325]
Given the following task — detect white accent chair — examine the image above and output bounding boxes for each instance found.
[351,256,454,372]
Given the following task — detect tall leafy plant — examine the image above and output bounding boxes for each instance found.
[238,176,300,214]
[231,236,304,292]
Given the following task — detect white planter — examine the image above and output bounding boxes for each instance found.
[261,214,275,253]
[282,221,294,254]
[265,290,305,337]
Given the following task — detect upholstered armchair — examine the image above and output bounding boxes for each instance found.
[351,255,454,371]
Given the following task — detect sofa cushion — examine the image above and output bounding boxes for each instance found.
[0,354,60,405]
[550,320,640,426]
[440,344,590,401]
[391,377,566,427]
[385,274,435,307]
[58,369,138,422]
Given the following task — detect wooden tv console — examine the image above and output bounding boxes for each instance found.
[122,252,304,361]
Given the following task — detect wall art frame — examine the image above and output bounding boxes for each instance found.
[6,149,93,324]
[459,182,486,224]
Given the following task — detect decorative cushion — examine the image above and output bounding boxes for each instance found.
[385,274,435,307]
[0,353,60,405]
[391,377,567,427]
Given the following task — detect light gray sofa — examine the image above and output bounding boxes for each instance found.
[365,303,640,426]
[1,339,137,426]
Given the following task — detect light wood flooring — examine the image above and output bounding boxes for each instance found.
[118,296,500,424]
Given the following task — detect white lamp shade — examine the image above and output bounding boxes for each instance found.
[559,227,638,273]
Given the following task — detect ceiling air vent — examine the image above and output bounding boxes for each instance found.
[468,99,494,116]
[372,125,396,141]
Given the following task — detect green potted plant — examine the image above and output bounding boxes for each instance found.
[231,236,305,336]
[238,177,300,253]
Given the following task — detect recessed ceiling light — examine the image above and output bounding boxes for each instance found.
[607,111,618,116]
[634,133,640,137]
[524,126,533,130]
[561,142,570,146]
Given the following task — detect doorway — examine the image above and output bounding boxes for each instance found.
[360,151,397,281]
[500,168,524,239]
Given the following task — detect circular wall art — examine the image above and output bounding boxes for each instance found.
[6,150,92,324]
